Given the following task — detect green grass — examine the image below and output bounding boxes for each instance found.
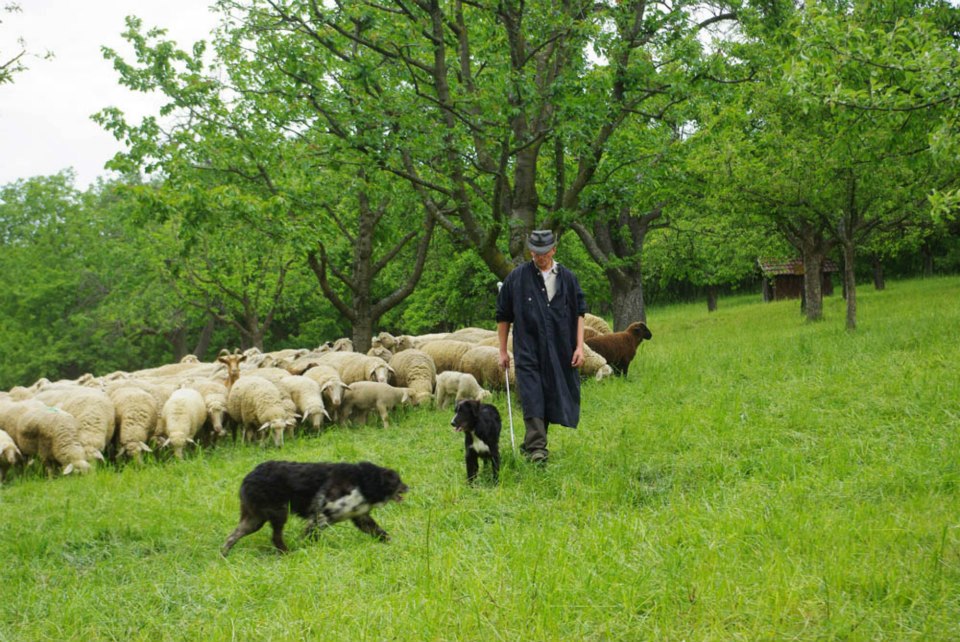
[2,276,959,640]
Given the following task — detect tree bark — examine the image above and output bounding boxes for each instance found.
[872,259,885,290]
[706,286,718,312]
[801,251,824,322]
[842,241,857,331]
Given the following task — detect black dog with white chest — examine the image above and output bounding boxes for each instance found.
[221,460,408,556]
[450,399,502,484]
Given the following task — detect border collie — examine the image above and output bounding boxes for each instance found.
[450,399,502,484]
[221,460,408,556]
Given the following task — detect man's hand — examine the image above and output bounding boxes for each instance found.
[571,346,584,368]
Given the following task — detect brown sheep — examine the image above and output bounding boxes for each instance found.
[584,322,653,377]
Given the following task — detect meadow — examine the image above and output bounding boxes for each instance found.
[1,276,958,641]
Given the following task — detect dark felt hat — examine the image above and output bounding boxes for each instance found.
[527,229,556,253]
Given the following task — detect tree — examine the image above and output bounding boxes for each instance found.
[96,15,436,350]
[1,3,51,86]
[208,0,745,329]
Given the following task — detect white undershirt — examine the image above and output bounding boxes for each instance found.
[540,263,559,301]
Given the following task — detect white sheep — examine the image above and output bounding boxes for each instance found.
[108,385,158,463]
[434,371,493,409]
[16,404,90,476]
[419,339,477,374]
[157,387,207,459]
[366,345,394,361]
[0,429,23,482]
[409,332,451,348]
[581,343,615,381]
[226,376,297,447]
[340,382,419,429]
[583,313,613,336]
[185,379,230,439]
[301,365,350,422]
[272,375,330,432]
[316,352,394,385]
[35,388,115,466]
[447,327,498,343]
[458,345,516,390]
[389,349,436,404]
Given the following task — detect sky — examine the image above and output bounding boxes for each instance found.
[0,1,221,190]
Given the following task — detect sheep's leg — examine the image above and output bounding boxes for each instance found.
[490,446,501,484]
[351,515,390,542]
[377,402,390,429]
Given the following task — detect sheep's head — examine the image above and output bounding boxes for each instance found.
[63,459,92,475]
[2,443,22,467]
[476,389,493,402]
[321,381,346,409]
[627,322,652,342]
[259,418,292,447]
[119,441,152,463]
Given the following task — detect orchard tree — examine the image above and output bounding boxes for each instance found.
[205,0,748,329]
[96,16,435,351]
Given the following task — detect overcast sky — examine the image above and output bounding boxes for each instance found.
[1,1,220,190]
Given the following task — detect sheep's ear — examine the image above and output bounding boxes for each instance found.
[302,410,311,422]
[139,442,153,453]
[320,381,334,393]
[285,418,297,427]
[93,451,106,462]
[322,409,331,420]
[63,464,75,476]
[187,438,197,445]
[160,437,170,448]
[258,423,270,432]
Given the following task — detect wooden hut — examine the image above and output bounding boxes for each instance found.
[758,257,838,302]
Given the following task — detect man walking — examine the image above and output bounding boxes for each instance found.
[496,229,587,463]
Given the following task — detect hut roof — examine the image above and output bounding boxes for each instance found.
[757,257,839,276]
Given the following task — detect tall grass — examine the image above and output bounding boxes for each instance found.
[1,277,958,640]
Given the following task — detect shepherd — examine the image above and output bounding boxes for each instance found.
[495,229,587,464]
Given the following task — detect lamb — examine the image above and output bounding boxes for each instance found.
[226,376,298,447]
[458,346,516,390]
[0,429,22,482]
[157,387,208,459]
[434,371,492,410]
[302,365,350,422]
[15,404,90,476]
[389,349,436,405]
[584,321,653,377]
[35,388,115,465]
[583,313,613,336]
[340,382,419,429]
[108,385,159,463]
[419,339,477,374]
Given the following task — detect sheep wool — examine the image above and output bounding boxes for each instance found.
[158,387,207,459]
[35,388,115,465]
[458,345,516,390]
[108,385,159,463]
[272,375,329,431]
[389,349,437,403]
[186,380,230,438]
[16,404,90,476]
[301,365,350,421]
[0,428,22,482]
[226,376,296,447]
[419,339,477,374]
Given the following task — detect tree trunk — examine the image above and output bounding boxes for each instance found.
[706,286,718,312]
[351,310,375,354]
[842,241,857,330]
[167,326,189,362]
[609,274,647,330]
[872,259,885,291]
[193,315,216,357]
[801,252,824,322]
[762,279,772,302]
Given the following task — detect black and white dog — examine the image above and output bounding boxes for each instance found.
[450,399,502,484]
[221,460,408,556]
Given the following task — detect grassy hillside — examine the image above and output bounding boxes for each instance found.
[1,277,958,640]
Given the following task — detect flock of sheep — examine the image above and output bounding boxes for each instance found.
[0,313,639,483]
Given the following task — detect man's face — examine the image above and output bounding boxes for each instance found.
[532,247,556,271]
